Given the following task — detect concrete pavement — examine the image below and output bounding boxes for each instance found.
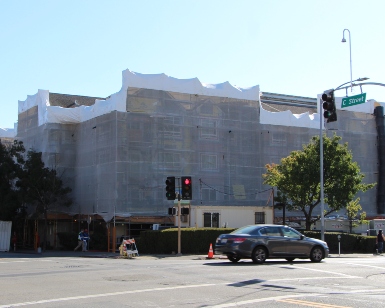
[0,249,381,260]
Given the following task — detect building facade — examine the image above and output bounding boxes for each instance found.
[3,69,384,241]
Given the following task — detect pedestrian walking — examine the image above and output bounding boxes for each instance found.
[83,229,90,251]
[74,229,84,251]
[376,230,385,254]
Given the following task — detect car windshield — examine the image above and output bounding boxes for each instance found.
[231,225,259,235]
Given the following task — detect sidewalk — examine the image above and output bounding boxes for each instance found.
[0,250,380,260]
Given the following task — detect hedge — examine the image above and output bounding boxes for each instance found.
[135,228,377,254]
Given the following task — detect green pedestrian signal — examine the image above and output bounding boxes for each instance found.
[165,177,176,200]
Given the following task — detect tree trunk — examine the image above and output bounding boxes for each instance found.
[305,220,312,231]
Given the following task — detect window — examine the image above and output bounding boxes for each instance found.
[200,118,218,139]
[261,226,282,236]
[203,213,219,227]
[271,132,287,146]
[128,122,141,130]
[255,212,265,224]
[201,154,217,170]
[281,227,301,239]
[163,117,181,138]
[202,188,216,201]
[159,152,181,169]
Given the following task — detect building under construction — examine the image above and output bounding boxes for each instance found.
[1,69,384,248]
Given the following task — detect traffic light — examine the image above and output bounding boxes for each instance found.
[181,207,190,215]
[181,176,192,200]
[322,89,337,123]
[168,207,176,215]
[165,177,176,200]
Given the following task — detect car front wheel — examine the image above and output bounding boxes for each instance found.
[252,246,267,264]
[310,246,324,262]
[227,255,240,263]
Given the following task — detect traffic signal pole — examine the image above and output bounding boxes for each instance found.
[319,99,325,241]
[166,176,192,255]
[177,192,181,255]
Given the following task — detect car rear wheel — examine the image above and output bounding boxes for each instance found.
[285,258,295,262]
[252,246,267,264]
[310,246,324,262]
[227,255,240,263]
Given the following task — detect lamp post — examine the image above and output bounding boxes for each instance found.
[341,29,353,92]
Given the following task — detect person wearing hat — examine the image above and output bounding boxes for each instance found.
[376,230,385,254]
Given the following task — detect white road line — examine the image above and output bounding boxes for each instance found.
[286,265,360,278]
[0,260,53,264]
[268,276,357,282]
[343,262,385,270]
[1,273,380,308]
[0,283,217,307]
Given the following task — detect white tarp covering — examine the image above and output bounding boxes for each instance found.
[15,70,384,130]
[0,221,12,252]
[260,95,384,129]
[122,70,259,101]
[260,104,321,129]
[17,70,259,126]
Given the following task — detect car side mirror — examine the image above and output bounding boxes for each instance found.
[300,235,304,240]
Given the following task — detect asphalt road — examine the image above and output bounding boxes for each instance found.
[0,252,384,307]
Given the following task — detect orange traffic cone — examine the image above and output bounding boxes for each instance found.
[207,243,214,259]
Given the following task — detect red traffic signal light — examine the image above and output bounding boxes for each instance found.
[181,176,192,200]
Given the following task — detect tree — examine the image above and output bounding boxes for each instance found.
[17,150,72,251]
[345,197,367,234]
[263,134,375,230]
[0,140,25,221]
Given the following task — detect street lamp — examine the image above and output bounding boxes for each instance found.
[341,29,353,92]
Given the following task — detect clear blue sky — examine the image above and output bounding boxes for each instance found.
[1,0,384,129]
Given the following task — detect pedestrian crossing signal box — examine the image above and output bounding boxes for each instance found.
[168,207,176,215]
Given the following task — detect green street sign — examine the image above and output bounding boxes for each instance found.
[341,93,366,108]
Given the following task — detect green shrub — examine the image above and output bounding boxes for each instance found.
[136,228,376,255]
[136,228,235,254]
[304,231,377,254]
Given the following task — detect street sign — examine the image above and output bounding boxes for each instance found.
[341,93,366,108]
